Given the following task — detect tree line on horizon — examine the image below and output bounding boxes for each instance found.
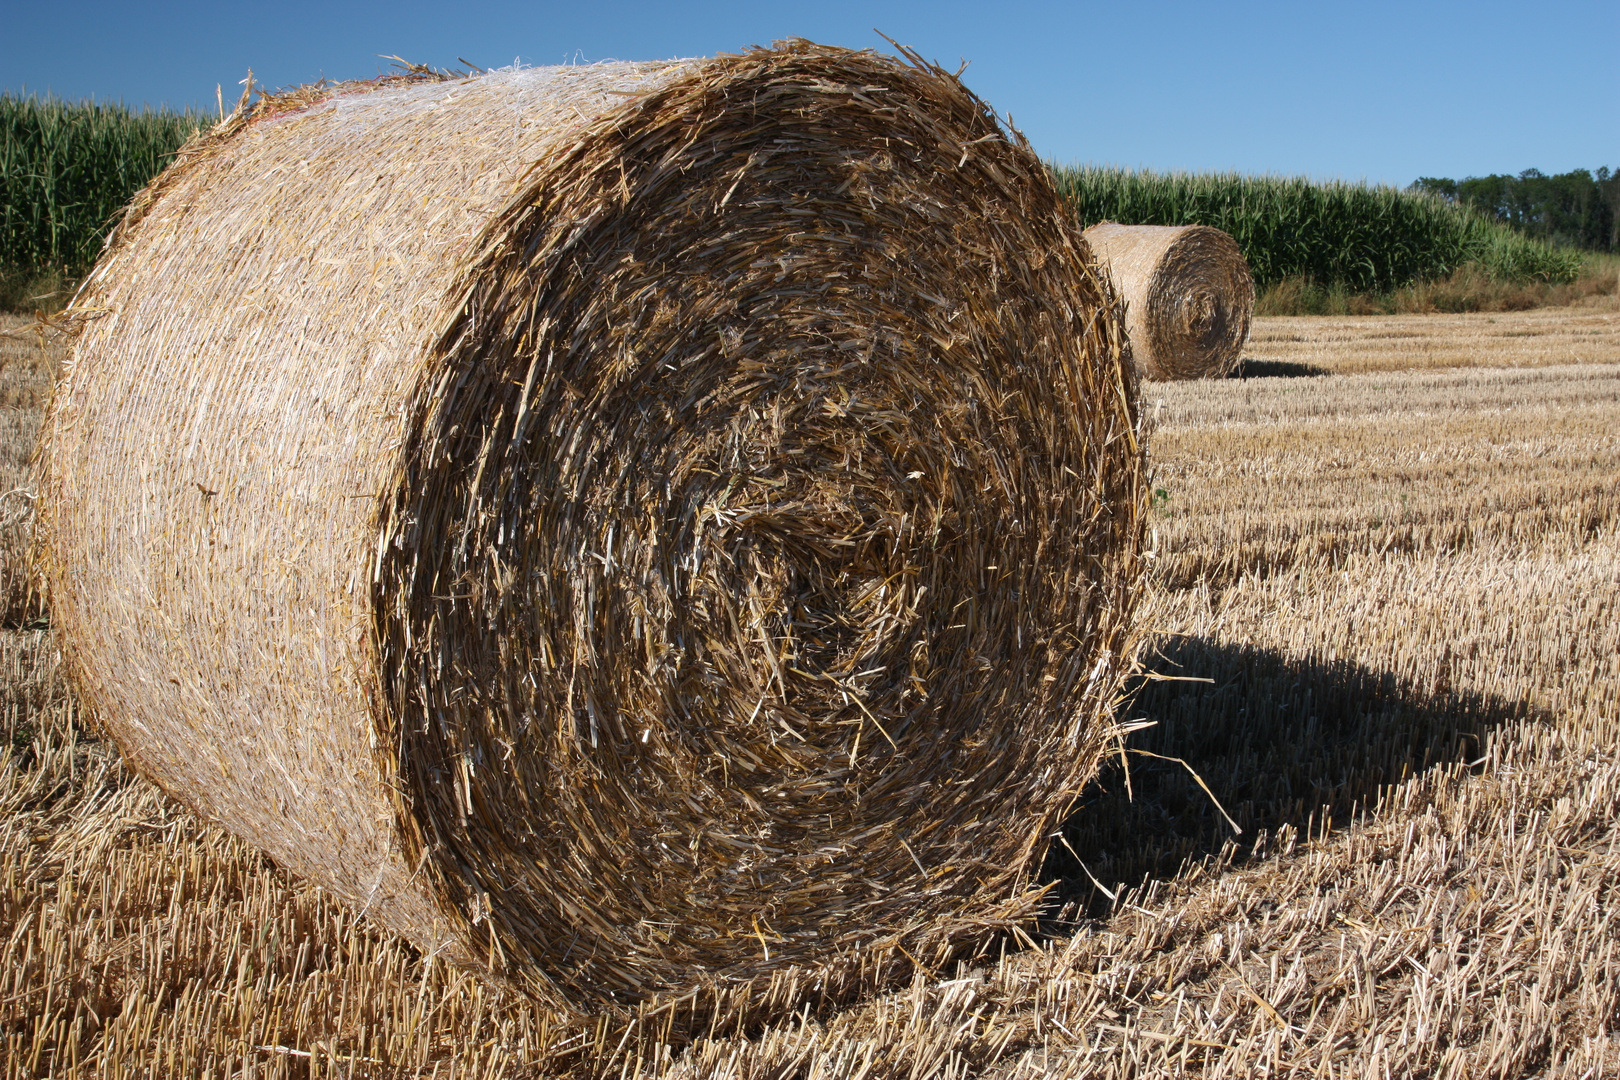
[1412,167,1619,254]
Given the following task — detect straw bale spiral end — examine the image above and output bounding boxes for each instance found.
[40,42,1147,1029]
[1082,221,1254,380]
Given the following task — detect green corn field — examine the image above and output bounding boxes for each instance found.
[1050,165,1582,291]
[1,93,209,278]
[0,93,1587,303]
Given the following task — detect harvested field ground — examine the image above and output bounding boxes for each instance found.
[3,305,1620,1077]
[1241,296,1620,375]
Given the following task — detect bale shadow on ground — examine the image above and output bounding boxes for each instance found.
[1039,636,1530,923]
[1227,358,1328,379]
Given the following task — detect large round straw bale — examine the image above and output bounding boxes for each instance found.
[1081,222,1254,380]
[39,43,1145,1025]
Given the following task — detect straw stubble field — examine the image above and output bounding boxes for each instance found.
[2,299,1619,1077]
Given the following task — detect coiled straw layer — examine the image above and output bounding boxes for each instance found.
[1082,222,1254,380]
[40,43,1145,1029]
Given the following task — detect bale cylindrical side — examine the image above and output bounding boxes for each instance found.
[40,43,1145,1029]
[1082,222,1254,380]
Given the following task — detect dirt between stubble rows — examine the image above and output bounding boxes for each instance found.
[2,303,1619,1078]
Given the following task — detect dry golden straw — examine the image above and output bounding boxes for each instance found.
[37,42,1146,1031]
[1082,222,1254,380]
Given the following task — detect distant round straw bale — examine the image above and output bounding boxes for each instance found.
[39,43,1145,1027]
[1081,222,1254,380]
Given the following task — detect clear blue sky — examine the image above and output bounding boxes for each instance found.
[3,0,1614,186]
